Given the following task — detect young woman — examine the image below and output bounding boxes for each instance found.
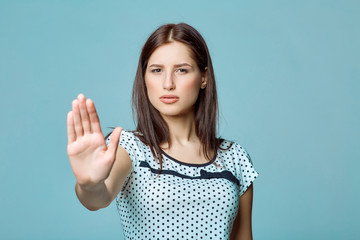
[67,23,259,240]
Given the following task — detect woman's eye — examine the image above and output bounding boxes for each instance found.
[177,68,188,73]
[151,69,161,73]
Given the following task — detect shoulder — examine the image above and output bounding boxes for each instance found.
[217,138,254,164]
[217,138,245,153]
[218,138,259,192]
[105,129,144,147]
[105,129,149,163]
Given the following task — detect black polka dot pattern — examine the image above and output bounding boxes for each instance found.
[106,130,259,239]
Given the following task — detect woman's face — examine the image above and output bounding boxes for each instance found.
[145,41,207,118]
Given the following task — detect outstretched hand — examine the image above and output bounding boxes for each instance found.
[67,93,122,189]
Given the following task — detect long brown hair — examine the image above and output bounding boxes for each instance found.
[130,22,231,175]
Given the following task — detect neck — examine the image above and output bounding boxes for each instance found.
[160,111,199,148]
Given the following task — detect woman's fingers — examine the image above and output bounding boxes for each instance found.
[78,94,91,134]
[86,98,102,133]
[70,94,101,138]
[72,99,84,137]
[67,111,76,144]
[107,127,122,155]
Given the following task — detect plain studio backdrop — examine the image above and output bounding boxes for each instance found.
[0,0,359,239]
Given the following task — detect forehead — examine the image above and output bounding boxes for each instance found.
[148,41,194,64]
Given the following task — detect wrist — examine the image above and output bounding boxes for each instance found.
[76,179,106,192]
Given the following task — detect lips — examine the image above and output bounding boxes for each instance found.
[160,95,179,104]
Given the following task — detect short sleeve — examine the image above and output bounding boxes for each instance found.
[105,129,140,170]
[235,144,259,197]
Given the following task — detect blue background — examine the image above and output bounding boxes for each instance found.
[0,0,359,239]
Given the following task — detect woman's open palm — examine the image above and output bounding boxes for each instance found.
[67,94,122,188]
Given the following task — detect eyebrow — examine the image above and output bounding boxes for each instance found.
[148,63,193,68]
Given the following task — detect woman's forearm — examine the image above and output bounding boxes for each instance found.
[75,181,112,211]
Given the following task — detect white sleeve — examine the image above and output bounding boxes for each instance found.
[105,129,140,170]
[235,144,259,197]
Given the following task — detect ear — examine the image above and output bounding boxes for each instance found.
[201,67,208,89]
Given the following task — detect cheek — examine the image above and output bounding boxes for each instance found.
[179,78,201,96]
[145,77,158,97]
[144,77,162,110]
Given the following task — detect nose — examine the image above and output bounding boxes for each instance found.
[163,71,176,90]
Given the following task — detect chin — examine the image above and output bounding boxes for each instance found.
[157,107,194,118]
[158,109,183,117]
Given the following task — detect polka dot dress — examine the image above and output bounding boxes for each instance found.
[106,130,259,240]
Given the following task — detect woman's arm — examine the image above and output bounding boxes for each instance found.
[230,184,254,240]
[74,145,132,211]
[67,93,132,211]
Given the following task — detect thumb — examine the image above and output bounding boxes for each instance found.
[107,127,122,155]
